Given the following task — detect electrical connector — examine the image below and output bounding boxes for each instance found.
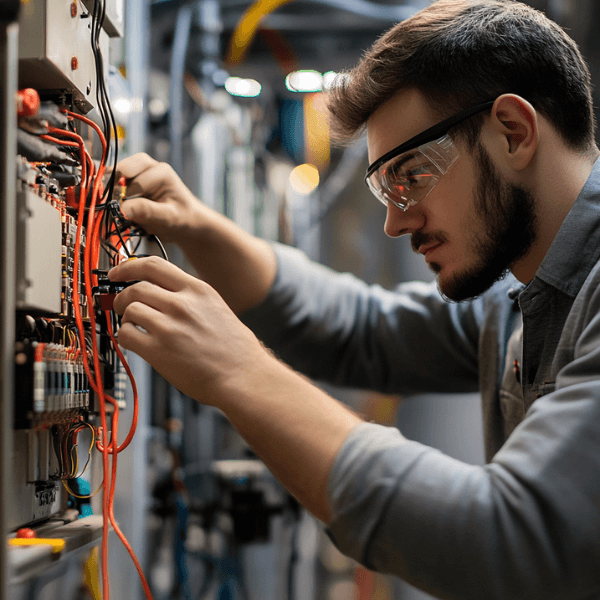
[91,269,139,310]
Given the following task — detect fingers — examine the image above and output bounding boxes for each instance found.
[122,161,181,200]
[120,196,177,231]
[115,153,182,200]
[108,255,194,293]
[113,153,200,243]
[112,279,178,316]
[115,153,159,181]
[116,303,160,357]
[119,300,158,333]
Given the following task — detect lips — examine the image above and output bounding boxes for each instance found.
[418,241,444,258]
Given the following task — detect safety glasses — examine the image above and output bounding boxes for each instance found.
[365,101,495,211]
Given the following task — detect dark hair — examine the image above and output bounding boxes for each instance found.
[326,0,596,152]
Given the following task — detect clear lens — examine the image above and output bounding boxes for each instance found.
[368,135,459,211]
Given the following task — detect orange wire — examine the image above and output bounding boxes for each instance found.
[61,112,152,600]
[105,311,138,453]
[101,395,153,600]
[41,127,112,599]
[49,120,111,600]
[41,130,95,393]
[92,208,103,273]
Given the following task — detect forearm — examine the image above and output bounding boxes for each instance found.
[217,353,364,522]
[242,243,483,394]
[109,253,361,522]
[177,206,277,314]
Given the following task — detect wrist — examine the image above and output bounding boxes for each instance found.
[216,347,283,411]
[176,208,277,313]
[175,201,238,252]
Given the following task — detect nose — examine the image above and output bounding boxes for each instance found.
[384,202,425,238]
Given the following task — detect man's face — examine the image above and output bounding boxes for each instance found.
[367,89,538,301]
[422,142,538,301]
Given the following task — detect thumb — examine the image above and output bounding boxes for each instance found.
[120,197,174,233]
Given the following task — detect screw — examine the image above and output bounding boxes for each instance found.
[70,1,77,17]
[71,56,78,70]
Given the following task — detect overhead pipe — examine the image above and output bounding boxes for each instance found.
[221,0,426,29]
[225,0,295,67]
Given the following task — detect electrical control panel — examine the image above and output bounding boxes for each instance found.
[18,0,109,113]
[9,0,129,537]
[16,186,63,314]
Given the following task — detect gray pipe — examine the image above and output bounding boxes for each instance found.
[169,2,194,176]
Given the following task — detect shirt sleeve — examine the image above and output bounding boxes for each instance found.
[241,243,484,395]
[326,292,600,600]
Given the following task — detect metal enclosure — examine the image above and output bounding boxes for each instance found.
[18,0,109,112]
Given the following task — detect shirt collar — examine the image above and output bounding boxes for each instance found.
[535,156,600,297]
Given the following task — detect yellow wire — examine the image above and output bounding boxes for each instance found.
[69,422,95,479]
[62,479,103,499]
[76,422,95,478]
[225,0,294,66]
[71,445,79,478]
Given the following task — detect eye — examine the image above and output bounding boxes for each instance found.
[385,160,434,189]
[406,166,437,189]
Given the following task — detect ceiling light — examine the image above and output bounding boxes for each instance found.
[224,77,262,98]
[289,163,320,195]
[322,71,338,91]
[285,70,323,93]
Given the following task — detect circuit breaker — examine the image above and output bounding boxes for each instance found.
[7,0,128,550]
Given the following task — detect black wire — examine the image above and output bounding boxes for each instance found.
[108,203,131,258]
[130,236,143,256]
[51,425,65,479]
[107,227,145,256]
[75,6,170,268]
[103,199,111,240]
[89,0,118,206]
[110,308,120,340]
[100,239,120,260]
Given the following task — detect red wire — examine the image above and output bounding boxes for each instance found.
[104,313,138,453]
[58,112,151,600]
[41,127,111,598]
[40,130,95,393]
[48,121,111,600]
[101,394,153,600]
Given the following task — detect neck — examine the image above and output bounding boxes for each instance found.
[511,147,599,285]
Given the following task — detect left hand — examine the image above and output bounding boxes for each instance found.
[108,256,269,403]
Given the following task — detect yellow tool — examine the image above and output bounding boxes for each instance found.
[8,538,66,554]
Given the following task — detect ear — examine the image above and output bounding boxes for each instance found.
[489,94,538,170]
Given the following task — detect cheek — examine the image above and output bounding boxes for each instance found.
[437,160,479,230]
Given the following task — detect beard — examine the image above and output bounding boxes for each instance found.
[415,142,538,302]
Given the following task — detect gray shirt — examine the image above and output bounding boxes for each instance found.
[241,158,600,599]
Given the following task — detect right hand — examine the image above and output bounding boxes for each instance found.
[116,152,205,243]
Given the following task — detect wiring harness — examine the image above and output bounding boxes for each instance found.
[39,108,152,600]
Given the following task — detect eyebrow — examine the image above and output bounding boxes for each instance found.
[365,100,495,181]
[381,151,418,176]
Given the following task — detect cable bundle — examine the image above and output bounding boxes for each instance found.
[40,110,152,599]
[23,2,158,595]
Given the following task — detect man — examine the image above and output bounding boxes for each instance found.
[109,1,600,597]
